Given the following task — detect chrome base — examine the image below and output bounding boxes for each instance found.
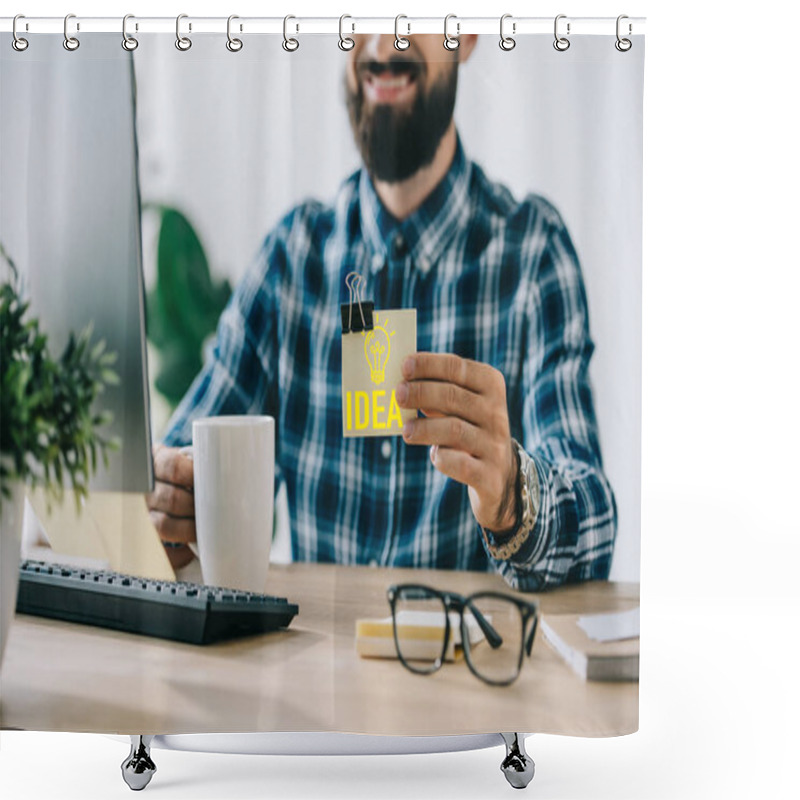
[118,731,532,790]
[500,733,535,789]
[121,735,156,791]
[125,731,502,756]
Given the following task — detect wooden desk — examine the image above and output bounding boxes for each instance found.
[0,564,638,737]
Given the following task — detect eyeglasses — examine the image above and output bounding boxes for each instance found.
[386,584,539,686]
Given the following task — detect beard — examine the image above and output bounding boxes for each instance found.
[346,57,459,184]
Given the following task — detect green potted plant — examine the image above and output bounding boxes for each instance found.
[0,244,118,667]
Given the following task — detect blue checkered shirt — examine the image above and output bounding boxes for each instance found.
[163,139,617,590]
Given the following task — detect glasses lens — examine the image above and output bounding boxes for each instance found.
[464,594,525,684]
[393,587,449,672]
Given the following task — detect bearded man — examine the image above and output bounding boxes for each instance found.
[147,34,616,591]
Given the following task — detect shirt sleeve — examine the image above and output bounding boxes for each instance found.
[487,207,618,591]
[160,235,282,449]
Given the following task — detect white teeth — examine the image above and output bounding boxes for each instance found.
[370,75,410,89]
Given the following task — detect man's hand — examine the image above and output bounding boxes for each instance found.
[146,444,197,570]
[396,353,518,532]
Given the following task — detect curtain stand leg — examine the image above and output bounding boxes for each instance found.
[121,735,157,791]
[499,733,535,789]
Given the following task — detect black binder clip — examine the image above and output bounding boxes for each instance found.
[341,272,374,333]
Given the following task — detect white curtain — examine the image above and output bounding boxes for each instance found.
[134,34,643,581]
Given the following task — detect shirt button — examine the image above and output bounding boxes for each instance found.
[369,559,378,567]
[391,233,407,259]
[417,255,431,273]
[372,253,384,272]
[381,440,392,459]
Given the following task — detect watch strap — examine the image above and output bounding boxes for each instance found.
[480,439,539,561]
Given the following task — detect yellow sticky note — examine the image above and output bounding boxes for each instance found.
[342,309,416,437]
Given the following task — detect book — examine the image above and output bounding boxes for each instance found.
[577,607,640,642]
[541,610,639,682]
[355,610,486,661]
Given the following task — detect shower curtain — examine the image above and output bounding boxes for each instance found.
[0,25,644,740]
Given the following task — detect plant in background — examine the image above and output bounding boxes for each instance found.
[145,207,232,410]
[0,243,119,508]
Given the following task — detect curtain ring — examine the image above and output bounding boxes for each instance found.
[499,14,515,51]
[63,13,80,51]
[226,15,243,52]
[338,14,355,51]
[615,15,632,52]
[175,14,192,51]
[443,14,460,51]
[122,15,138,51]
[283,15,299,52]
[553,14,570,51]
[394,15,410,51]
[12,15,29,52]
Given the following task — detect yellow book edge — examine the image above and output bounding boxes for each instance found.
[355,610,486,663]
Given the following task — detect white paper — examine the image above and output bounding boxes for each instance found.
[577,607,640,642]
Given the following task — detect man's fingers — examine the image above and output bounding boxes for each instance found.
[397,379,484,425]
[149,511,197,544]
[147,480,195,518]
[428,445,486,490]
[153,446,194,490]
[163,544,196,571]
[403,416,486,458]
[402,353,498,394]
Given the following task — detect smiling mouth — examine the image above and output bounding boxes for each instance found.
[359,60,421,105]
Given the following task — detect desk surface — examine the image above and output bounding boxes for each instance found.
[0,563,638,737]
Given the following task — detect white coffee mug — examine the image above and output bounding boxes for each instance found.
[190,415,275,593]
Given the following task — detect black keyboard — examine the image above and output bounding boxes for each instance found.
[16,560,299,645]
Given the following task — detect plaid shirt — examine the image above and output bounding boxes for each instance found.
[163,138,616,590]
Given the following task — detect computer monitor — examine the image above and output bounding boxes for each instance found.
[0,35,153,494]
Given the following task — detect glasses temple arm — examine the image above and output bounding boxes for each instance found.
[467,604,504,650]
[525,614,538,656]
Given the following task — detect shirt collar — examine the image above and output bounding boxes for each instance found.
[358,134,472,275]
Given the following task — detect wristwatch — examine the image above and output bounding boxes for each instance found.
[480,439,540,561]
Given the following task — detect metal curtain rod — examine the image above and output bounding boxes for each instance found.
[0,16,646,36]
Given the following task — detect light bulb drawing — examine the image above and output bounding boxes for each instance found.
[363,314,394,385]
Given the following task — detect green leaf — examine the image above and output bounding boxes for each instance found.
[1,267,119,503]
[146,207,232,410]
[90,339,106,361]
